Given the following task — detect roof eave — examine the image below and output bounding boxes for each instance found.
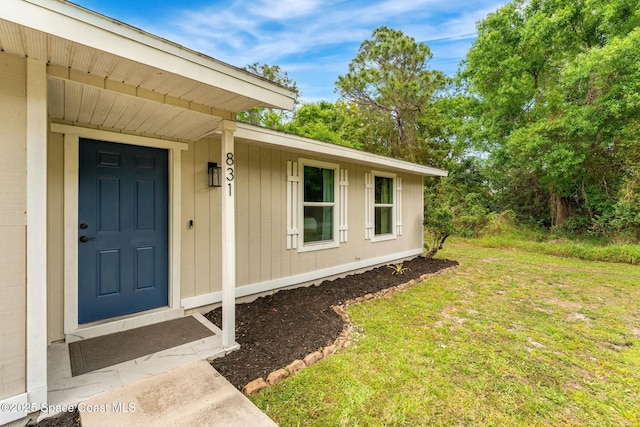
[5,0,296,111]
[234,123,449,177]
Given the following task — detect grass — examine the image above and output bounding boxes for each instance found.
[472,233,640,265]
[250,239,640,426]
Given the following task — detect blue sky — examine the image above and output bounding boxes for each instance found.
[72,0,507,102]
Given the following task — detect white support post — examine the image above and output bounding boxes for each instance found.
[219,120,237,348]
[26,58,48,404]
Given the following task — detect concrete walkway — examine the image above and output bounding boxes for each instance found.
[79,360,278,427]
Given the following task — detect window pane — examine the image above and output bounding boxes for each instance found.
[304,166,334,202]
[375,206,393,235]
[303,206,333,242]
[375,176,393,204]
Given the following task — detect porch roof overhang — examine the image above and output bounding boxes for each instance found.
[1,0,297,142]
[234,123,449,177]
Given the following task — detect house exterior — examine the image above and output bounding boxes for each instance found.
[0,0,447,424]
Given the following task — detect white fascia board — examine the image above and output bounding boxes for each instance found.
[235,123,449,177]
[4,0,296,110]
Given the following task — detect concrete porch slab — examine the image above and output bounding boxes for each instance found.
[79,360,278,427]
[46,313,238,412]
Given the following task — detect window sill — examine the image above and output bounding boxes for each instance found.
[297,240,340,253]
[371,234,396,243]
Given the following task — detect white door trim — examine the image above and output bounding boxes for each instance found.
[53,123,187,341]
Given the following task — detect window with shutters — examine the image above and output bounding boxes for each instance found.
[287,158,347,252]
[365,171,402,242]
[302,163,335,245]
[375,175,394,235]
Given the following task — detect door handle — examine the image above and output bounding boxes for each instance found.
[79,235,96,243]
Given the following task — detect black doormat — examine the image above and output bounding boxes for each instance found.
[69,316,215,377]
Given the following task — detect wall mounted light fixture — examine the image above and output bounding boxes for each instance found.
[208,162,222,187]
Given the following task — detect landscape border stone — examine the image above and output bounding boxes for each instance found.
[241,263,459,395]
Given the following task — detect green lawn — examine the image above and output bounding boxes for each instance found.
[251,239,640,426]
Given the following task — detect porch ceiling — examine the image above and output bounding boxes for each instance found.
[0,18,275,111]
[0,1,295,141]
[47,76,223,142]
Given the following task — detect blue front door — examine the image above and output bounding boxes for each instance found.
[78,139,169,324]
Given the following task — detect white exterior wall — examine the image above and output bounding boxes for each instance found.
[234,144,424,287]
[179,141,425,308]
[47,129,426,341]
[180,138,223,300]
[0,53,27,399]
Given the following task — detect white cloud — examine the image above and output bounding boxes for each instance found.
[250,0,326,20]
[133,0,507,100]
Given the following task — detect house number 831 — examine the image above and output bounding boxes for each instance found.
[226,152,235,196]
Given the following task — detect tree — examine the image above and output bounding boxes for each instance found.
[336,26,447,164]
[423,158,494,258]
[281,100,363,149]
[238,63,300,129]
[461,0,640,234]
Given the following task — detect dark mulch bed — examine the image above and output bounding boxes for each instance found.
[206,256,458,389]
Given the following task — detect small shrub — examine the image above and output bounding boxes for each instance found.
[387,263,411,275]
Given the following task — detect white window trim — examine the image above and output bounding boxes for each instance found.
[297,158,340,252]
[371,170,398,243]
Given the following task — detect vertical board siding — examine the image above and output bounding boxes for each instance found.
[0,53,27,398]
[193,140,212,296]
[43,130,424,314]
[248,145,261,285]
[235,143,250,286]
[233,145,425,293]
[43,131,426,309]
[399,174,421,249]
[180,141,196,298]
[270,151,283,279]
[181,138,223,298]
[208,140,222,294]
[259,148,272,282]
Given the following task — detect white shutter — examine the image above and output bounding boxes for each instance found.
[286,160,299,249]
[339,169,349,243]
[395,177,403,236]
[364,172,373,240]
